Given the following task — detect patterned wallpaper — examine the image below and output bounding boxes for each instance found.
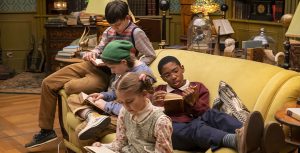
[170,0,180,14]
[0,0,36,13]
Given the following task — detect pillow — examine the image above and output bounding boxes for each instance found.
[213,81,250,123]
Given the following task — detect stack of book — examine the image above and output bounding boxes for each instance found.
[56,45,79,59]
[79,14,90,25]
[286,108,300,121]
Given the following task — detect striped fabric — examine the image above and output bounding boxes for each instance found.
[213,81,250,123]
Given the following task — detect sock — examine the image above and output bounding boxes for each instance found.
[222,134,237,149]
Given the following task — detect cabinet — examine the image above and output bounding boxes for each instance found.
[44,24,97,72]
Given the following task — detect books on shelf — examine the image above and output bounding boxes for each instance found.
[84,146,115,153]
[286,108,300,121]
[212,19,234,36]
[163,93,184,115]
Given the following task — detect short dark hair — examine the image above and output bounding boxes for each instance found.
[157,56,181,75]
[105,0,129,24]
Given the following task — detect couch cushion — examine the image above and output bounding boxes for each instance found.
[213,81,250,123]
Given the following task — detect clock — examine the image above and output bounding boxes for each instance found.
[257,4,266,14]
[250,1,273,21]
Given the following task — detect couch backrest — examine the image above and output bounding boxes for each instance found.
[150,49,300,121]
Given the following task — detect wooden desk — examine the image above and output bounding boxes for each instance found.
[275,102,300,146]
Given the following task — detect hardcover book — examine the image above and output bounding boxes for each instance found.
[84,146,115,153]
[164,93,184,115]
[63,45,80,52]
[78,92,105,106]
[212,19,234,36]
[286,108,300,121]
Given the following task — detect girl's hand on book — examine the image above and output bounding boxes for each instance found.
[153,91,167,106]
[89,93,104,101]
[92,141,102,147]
[94,99,106,110]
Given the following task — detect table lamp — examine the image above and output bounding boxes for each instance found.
[283,3,300,71]
[85,0,136,23]
[53,0,67,14]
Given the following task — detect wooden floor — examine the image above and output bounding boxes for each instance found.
[0,93,65,153]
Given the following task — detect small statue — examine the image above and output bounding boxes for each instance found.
[223,38,235,57]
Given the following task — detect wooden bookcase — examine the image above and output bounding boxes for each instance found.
[179,0,299,52]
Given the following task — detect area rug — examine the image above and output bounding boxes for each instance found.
[0,72,46,94]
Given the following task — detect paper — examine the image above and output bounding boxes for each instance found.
[212,19,234,35]
[84,146,115,153]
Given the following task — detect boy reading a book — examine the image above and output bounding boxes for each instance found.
[25,0,156,148]
[67,40,156,140]
[91,72,173,153]
[152,56,284,153]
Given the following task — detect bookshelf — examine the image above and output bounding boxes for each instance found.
[128,0,160,16]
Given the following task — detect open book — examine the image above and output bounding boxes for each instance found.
[212,19,234,35]
[91,59,104,66]
[164,93,184,115]
[79,92,106,107]
[286,108,300,121]
[84,146,115,153]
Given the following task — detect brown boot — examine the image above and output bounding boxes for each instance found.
[236,111,264,153]
[261,122,285,153]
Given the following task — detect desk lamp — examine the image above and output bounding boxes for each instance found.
[85,0,136,23]
[283,3,300,71]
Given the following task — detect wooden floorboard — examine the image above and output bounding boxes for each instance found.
[0,94,65,153]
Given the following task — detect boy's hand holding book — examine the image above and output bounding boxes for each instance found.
[91,59,105,67]
[182,84,200,106]
[152,91,167,106]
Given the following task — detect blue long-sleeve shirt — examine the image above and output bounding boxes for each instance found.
[102,62,155,115]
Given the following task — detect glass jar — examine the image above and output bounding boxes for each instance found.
[187,13,213,53]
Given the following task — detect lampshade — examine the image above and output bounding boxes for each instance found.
[285,3,300,38]
[85,0,136,22]
[53,0,67,11]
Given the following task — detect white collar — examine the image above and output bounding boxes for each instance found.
[166,80,190,93]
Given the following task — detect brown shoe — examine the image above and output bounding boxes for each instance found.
[261,122,285,153]
[236,111,264,153]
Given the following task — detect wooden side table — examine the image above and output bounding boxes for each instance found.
[275,102,300,146]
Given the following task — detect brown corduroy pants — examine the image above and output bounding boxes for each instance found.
[38,61,109,130]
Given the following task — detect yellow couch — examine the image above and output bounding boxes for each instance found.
[58,49,300,153]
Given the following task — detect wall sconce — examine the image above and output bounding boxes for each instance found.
[53,0,67,11]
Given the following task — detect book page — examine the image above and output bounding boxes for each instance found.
[84,146,115,153]
[78,92,94,105]
[91,59,105,66]
[286,108,300,121]
[212,19,234,35]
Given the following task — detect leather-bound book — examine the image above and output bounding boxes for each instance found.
[164,93,184,115]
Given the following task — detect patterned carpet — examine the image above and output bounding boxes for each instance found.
[0,72,46,94]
